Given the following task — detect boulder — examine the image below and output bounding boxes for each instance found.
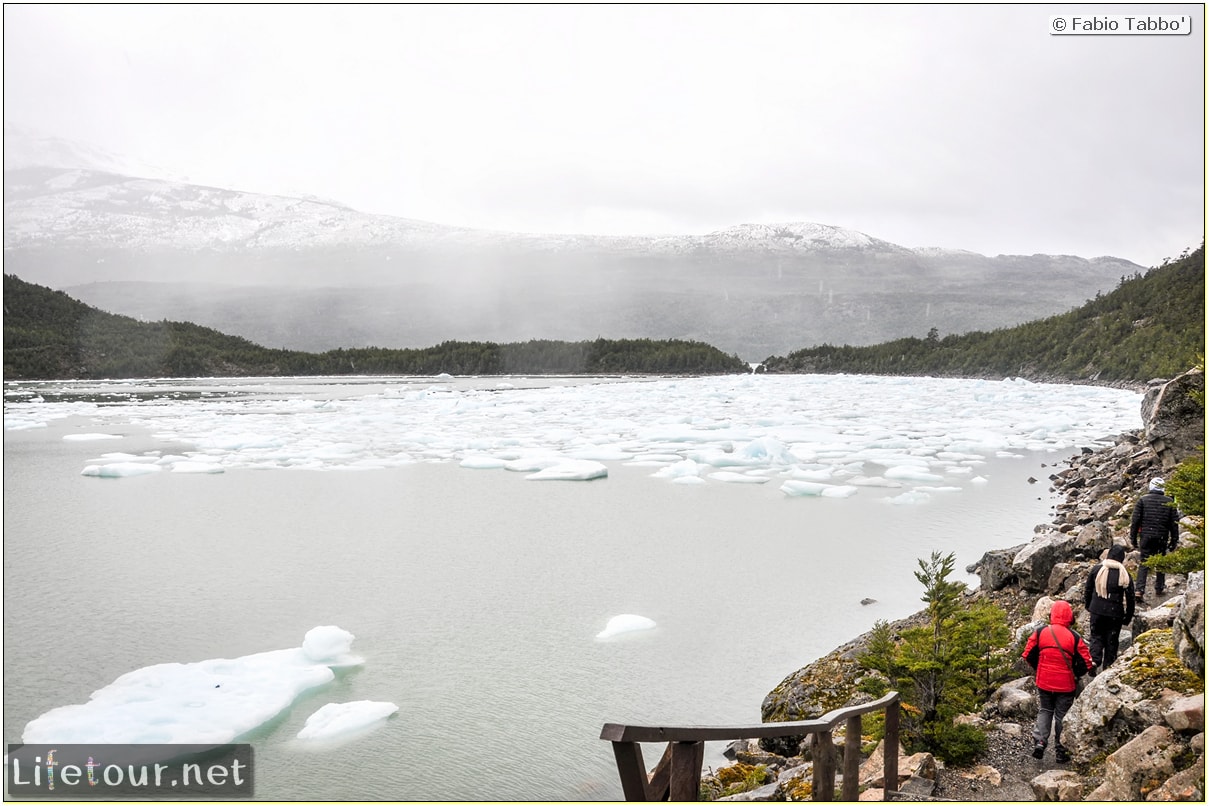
[1139,369,1205,469]
[1163,694,1205,734]
[1098,725,1181,801]
[966,544,1024,591]
[1134,596,1185,637]
[1029,769,1083,801]
[958,765,1002,786]
[1060,638,1189,764]
[1013,532,1078,592]
[1073,521,1113,554]
[985,677,1037,721]
[855,739,935,790]
[1047,562,1080,596]
[1144,762,1205,801]
[1172,587,1204,677]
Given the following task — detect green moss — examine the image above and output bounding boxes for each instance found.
[1120,629,1203,698]
[699,763,772,800]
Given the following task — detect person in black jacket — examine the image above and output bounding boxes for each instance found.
[1083,544,1135,669]
[1130,477,1181,602]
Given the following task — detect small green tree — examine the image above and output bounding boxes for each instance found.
[858,552,1011,764]
[1146,358,1204,576]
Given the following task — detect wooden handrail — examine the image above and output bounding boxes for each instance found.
[600,690,900,801]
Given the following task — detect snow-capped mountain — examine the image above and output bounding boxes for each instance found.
[3,126,1144,360]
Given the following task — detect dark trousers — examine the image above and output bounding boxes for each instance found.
[1032,688,1076,749]
[1088,613,1124,668]
[1135,541,1167,595]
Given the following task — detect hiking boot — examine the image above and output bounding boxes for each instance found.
[1055,747,1071,763]
[1032,740,1046,760]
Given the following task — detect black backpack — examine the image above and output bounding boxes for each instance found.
[1025,625,1089,677]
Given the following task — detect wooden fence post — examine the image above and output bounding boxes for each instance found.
[669,741,705,801]
[811,731,836,801]
[842,714,862,801]
[883,698,899,801]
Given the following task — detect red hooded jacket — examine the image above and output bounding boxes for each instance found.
[1021,600,1094,693]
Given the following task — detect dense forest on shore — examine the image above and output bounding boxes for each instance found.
[1,274,749,379]
[761,245,1204,382]
[4,243,1203,382]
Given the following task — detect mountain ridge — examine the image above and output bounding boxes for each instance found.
[3,126,1149,360]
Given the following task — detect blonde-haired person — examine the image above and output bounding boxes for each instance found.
[1082,544,1135,671]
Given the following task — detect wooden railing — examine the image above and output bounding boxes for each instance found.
[600,691,900,801]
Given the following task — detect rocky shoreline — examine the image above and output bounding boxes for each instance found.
[707,370,1205,802]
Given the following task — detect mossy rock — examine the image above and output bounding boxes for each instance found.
[1120,628,1203,698]
[699,762,773,800]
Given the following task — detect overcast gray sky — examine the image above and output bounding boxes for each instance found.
[3,3,1204,266]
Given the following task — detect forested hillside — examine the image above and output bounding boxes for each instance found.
[762,245,1205,383]
[1,274,749,379]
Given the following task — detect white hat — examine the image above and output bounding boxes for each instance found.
[1149,477,1166,492]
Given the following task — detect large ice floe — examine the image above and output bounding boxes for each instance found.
[3,374,1143,503]
[22,626,368,745]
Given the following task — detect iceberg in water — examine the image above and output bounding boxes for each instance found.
[596,614,657,639]
[296,700,399,741]
[22,626,363,745]
[525,459,608,481]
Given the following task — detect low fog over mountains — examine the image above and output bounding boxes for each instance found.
[3,125,1142,360]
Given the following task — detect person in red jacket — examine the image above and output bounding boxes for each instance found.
[1021,600,1094,763]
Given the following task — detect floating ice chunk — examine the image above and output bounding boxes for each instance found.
[81,463,162,478]
[709,471,771,484]
[781,480,857,497]
[784,467,835,482]
[568,446,634,461]
[22,627,362,744]
[503,454,563,472]
[460,455,508,469]
[781,482,859,498]
[63,433,123,441]
[171,461,225,474]
[736,436,797,465]
[526,460,608,481]
[301,626,362,666]
[848,476,904,488]
[596,614,657,639]
[946,466,974,475]
[971,476,990,484]
[296,701,399,741]
[652,459,703,479]
[883,466,944,482]
[888,491,932,505]
[5,418,47,430]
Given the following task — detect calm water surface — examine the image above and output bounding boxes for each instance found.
[3,378,1078,800]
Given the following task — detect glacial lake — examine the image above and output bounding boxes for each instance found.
[2,374,1141,800]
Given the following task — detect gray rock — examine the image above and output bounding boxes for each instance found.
[1144,762,1205,801]
[1163,693,1205,734]
[1029,769,1083,801]
[985,677,1037,721]
[1140,369,1206,469]
[1012,531,1078,592]
[1172,588,1204,677]
[967,545,1024,591]
[1098,725,1181,801]
[717,781,780,801]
